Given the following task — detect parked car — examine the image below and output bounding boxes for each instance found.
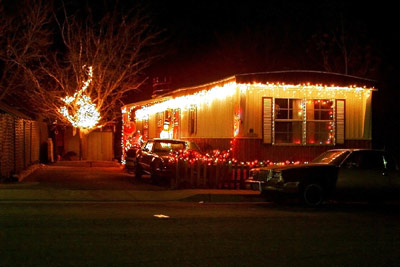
[246,149,400,206]
[135,138,202,184]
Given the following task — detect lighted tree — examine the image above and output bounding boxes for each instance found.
[35,4,160,133]
[1,1,160,133]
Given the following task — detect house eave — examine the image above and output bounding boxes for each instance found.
[235,70,378,89]
[164,75,237,98]
[122,70,377,110]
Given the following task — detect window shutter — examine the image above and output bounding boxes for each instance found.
[336,99,345,144]
[263,97,272,144]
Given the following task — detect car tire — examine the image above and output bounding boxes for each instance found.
[262,191,284,203]
[126,164,135,174]
[150,169,160,185]
[135,164,142,180]
[302,183,324,207]
[260,190,272,201]
[151,160,165,185]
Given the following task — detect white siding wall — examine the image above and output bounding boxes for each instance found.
[242,85,372,141]
[138,84,372,142]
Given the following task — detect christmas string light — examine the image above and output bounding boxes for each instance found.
[59,66,101,131]
[134,82,372,121]
[122,80,373,164]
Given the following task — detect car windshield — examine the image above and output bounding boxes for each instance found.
[311,150,350,166]
[187,142,202,153]
[153,141,185,153]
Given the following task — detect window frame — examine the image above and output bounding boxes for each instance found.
[305,99,335,145]
[273,98,304,145]
[188,105,197,136]
[271,98,337,146]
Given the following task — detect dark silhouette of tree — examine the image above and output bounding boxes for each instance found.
[307,15,381,78]
[0,0,52,108]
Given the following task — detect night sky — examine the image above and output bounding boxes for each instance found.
[142,1,396,86]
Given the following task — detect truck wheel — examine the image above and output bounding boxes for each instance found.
[151,160,164,185]
[135,165,142,179]
[150,170,160,185]
[302,183,324,207]
[126,164,136,174]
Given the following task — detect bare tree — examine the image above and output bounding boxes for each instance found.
[307,16,380,78]
[0,0,52,106]
[29,4,161,133]
[1,0,160,133]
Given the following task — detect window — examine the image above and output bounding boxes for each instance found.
[264,98,340,145]
[172,109,180,139]
[306,100,334,145]
[383,153,398,171]
[142,118,149,140]
[274,99,303,144]
[156,112,164,127]
[153,141,185,153]
[188,106,197,135]
[344,151,384,170]
[156,112,164,138]
[143,140,153,152]
[312,150,350,166]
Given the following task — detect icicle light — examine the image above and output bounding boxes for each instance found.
[134,82,372,121]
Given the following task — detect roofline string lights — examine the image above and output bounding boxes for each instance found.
[133,82,372,121]
[122,81,372,166]
[134,82,238,120]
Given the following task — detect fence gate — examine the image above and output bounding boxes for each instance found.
[87,131,113,161]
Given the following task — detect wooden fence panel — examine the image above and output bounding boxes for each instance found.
[24,121,32,168]
[172,160,253,189]
[0,114,15,178]
[14,118,24,173]
[31,122,40,163]
[0,114,47,180]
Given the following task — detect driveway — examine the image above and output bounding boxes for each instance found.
[21,162,164,191]
[1,162,261,202]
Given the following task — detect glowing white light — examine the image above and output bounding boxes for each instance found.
[135,82,237,120]
[59,66,101,130]
[133,81,373,121]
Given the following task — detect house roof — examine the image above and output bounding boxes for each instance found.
[234,70,377,88]
[124,70,377,109]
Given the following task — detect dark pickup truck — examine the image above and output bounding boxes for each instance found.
[135,138,201,184]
